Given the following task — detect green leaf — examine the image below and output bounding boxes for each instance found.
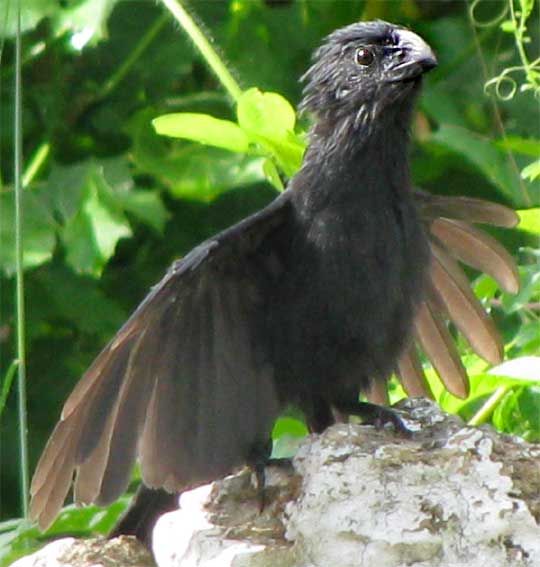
[517,208,540,235]
[152,113,250,153]
[0,187,57,275]
[237,88,296,140]
[0,498,130,567]
[490,357,540,381]
[430,125,521,201]
[263,158,284,191]
[62,169,132,276]
[237,88,305,175]
[495,136,540,158]
[271,416,308,459]
[501,266,539,313]
[1,0,118,42]
[129,110,265,201]
[500,20,517,33]
[30,266,126,339]
[521,159,540,182]
[117,190,170,234]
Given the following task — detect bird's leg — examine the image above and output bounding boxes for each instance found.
[109,485,178,547]
[247,439,273,512]
[247,439,294,512]
[332,396,413,436]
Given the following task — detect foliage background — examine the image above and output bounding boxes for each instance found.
[0,0,539,563]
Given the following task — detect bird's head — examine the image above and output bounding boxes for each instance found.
[300,21,437,128]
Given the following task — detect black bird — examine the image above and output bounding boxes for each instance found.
[29,20,518,542]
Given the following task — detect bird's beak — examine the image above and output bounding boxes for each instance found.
[386,29,438,85]
[397,29,438,74]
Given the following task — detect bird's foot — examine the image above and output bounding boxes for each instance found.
[334,399,413,437]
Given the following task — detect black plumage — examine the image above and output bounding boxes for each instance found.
[30,20,518,540]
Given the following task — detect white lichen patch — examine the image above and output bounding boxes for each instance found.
[285,416,540,567]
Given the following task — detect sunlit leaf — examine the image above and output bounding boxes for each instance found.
[152,113,250,153]
[1,0,118,43]
[517,208,540,235]
[521,159,540,182]
[237,88,296,140]
[495,136,540,158]
[237,88,304,175]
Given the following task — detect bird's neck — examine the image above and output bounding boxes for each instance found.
[292,109,413,215]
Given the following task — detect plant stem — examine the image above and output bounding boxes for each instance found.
[22,142,50,187]
[99,13,169,100]
[159,0,242,102]
[468,386,510,426]
[14,0,29,518]
[0,360,19,417]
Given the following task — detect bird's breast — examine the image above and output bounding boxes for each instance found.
[269,191,429,398]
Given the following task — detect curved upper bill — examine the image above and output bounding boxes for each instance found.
[388,29,438,82]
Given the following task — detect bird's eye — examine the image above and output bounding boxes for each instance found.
[355,47,374,66]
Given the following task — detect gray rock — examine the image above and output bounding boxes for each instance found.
[14,399,540,567]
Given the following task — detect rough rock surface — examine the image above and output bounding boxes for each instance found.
[10,535,154,567]
[13,399,540,567]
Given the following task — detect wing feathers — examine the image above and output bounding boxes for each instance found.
[415,192,519,228]
[430,219,519,294]
[29,193,289,530]
[91,327,158,505]
[430,244,503,364]
[413,301,469,398]
[396,346,432,398]
[29,416,83,528]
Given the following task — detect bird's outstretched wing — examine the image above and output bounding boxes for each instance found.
[394,192,519,400]
[29,195,291,530]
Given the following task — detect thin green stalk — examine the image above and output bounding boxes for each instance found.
[22,142,50,187]
[14,0,29,518]
[0,360,19,417]
[98,12,169,99]
[159,0,242,102]
[467,386,510,426]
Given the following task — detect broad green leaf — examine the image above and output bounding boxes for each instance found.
[152,113,249,153]
[1,0,118,42]
[0,498,129,567]
[53,0,117,46]
[421,86,467,128]
[495,136,540,158]
[237,88,296,140]
[1,0,58,36]
[62,170,132,276]
[163,148,265,201]
[259,134,305,177]
[489,357,540,381]
[430,125,521,201]
[501,266,539,313]
[517,208,540,235]
[46,162,95,222]
[509,321,540,357]
[117,190,170,234]
[271,416,309,459]
[129,110,265,201]
[29,266,126,339]
[0,187,57,275]
[237,88,304,175]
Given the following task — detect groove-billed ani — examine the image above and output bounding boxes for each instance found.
[29,20,518,543]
